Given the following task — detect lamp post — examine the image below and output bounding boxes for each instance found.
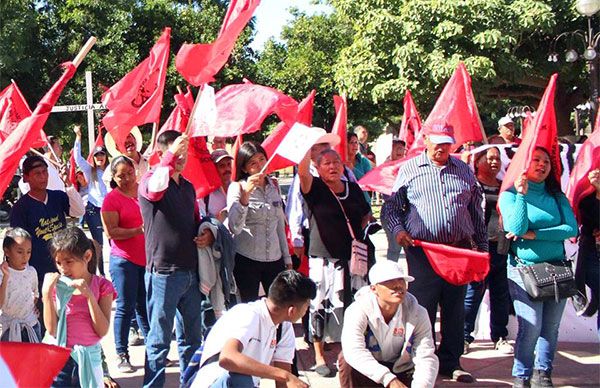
[548,0,600,129]
[507,105,536,135]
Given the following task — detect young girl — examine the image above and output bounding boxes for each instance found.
[0,227,39,342]
[42,226,115,387]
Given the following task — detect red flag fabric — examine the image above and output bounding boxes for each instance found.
[68,149,78,187]
[231,134,243,181]
[331,95,348,162]
[413,240,490,286]
[565,128,600,221]
[0,63,76,199]
[0,82,47,148]
[102,28,170,151]
[423,62,486,150]
[0,342,72,387]
[182,136,222,199]
[499,74,560,196]
[262,90,316,173]
[188,83,298,138]
[398,90,422,150]
[86,126,105,163]
[176,0,261,86]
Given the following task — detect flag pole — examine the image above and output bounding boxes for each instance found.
[29,148,62,168]
[259,152,277,175]
[73,37,97,68]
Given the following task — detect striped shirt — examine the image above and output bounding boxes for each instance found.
[384,152,488,251]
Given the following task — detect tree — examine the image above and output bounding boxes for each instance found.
[331,0,589,135]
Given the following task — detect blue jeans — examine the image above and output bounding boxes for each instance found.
[508,265,567,379]
[84,203,104,275]
[144,269,204,387]
[209,371,254,388]
[109,255,150,355]
[464,241,510,343]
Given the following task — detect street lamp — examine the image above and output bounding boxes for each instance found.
[548,0,600,129]
[507,106,536,135]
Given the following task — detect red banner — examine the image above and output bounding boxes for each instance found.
[182,136,222,199]
[0,82,47,148]
[331,95,347,162]
[398,90,422,150]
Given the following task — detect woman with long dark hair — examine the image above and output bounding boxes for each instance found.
[226,141,291,302]
[499,147,578,388]
[73,125,109,276]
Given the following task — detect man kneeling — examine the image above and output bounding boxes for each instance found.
[339,260,439,388]
[192,270,315,388]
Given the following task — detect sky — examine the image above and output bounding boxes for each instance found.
[250,0,332,51]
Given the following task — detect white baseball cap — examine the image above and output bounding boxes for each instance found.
[498,116,514,127]
[369,260,415,284]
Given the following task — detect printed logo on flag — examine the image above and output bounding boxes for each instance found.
[131,69,159,108]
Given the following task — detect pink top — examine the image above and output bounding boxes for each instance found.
[65,275,116,347]
[101,188,146,266]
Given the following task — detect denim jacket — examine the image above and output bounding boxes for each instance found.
[227,177,291,265]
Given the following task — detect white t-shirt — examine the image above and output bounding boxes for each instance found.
[0,265,39,328]
[193,299,295,388]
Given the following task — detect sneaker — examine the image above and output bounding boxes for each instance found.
[314,364,331,377]
[464,340,470,354]
[494,338,514,354]
[128,328,144,346]
[513,377,531,388]
[117,354,134,373]
[531,369,553,387]
[451,369,475,383]
[571,293,589,316]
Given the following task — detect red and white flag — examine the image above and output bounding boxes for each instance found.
[331,95,348,162]
[102,28,170,151]
[269,124,340,167]
[176,0,261,86]
[398,90,422,150]
[0,342,71,387]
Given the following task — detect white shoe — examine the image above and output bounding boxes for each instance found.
[494,338,514,354]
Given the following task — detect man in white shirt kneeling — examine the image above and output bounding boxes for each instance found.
[339,260,439,388]
[192,270,315,388]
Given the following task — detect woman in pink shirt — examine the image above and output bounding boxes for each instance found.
[101,156,149,373]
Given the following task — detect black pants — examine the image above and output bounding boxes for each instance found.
[406,245,466,374]
[233,253,285,303]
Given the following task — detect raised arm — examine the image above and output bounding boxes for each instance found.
[298,152,313,194]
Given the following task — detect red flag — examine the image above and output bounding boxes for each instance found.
[358,157,410,196]
[68,149,78,187]
[0,342,72,387]
[499,74,560,196]
[566,128,600,221]
[176,0,261,86]
[398,90,422,150]
[262,90,316,173]
[423,62,486,150]
[331,95,348,162]
[0,63,77,199]
[102,28,170,151]
[0,82,47,148]
[413,240,490,286]
[188,83,298,137]
[182,136,222,199]
[231,134,243,181]
[86,126,105,163]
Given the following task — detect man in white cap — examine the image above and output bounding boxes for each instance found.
[338,260,438,388]
[490,116,521,145]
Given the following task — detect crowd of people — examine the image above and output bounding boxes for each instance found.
[0,116,597,388]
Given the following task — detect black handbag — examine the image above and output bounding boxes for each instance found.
[515,257,578,302]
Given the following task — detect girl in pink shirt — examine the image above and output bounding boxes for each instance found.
[42,227,115,387]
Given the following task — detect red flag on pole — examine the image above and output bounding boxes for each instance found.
[231,134,243,181]
[0,63,77,199]
[413,240,490,286]
[182,136,222,199]
[0,342,72,387]
[0,82,47,148]
[262,90,316,173]
[102,28,170,151]
[68,149,78,187]
[565,128,600,221]
[499,74,560,196]
[398,90,422,150]
[331,95,348,162]
[188,83,298,138]
[423,62,486,150]
[86,126,105,163]
[176,0,261,86]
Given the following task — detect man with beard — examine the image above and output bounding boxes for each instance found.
[383,123,487,383]
[103,129,149,187]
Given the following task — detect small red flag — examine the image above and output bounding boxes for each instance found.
[231,134,243,181]
[176,0,261,86]
[86,126,105,163]
[413,240,490,286]
[499,74,560,197]
[262,90,316,173]
[423,62,486,150]
[188,83,298,138]
[182,136,222,199]
[102,28,170,151]
[68,149,78,187]
[0,342,72,387]
[398,90,422,150]
[358,157,411,196]
[0,63,77,199]
[566,128,600,221]
[331,95,348,162]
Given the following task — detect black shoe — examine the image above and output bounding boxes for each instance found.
[513,377,531,388]
[583,293,599,317]
[117,354,134,373]
[531,369,553,387]
[451,369,475,383]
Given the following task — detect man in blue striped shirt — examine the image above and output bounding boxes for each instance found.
[383,123,487,384]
